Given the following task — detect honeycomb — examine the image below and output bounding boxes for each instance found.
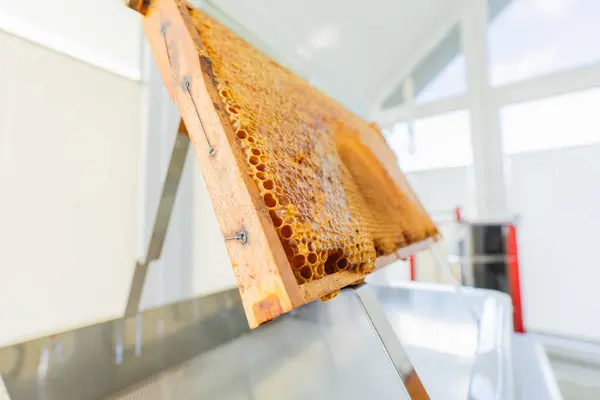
[188,9,438,286]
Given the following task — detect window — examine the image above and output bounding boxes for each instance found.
[488,0,600,86]
[415,54,466,104]
[412,25,466,104]
[381,25,466,108]
[501,87,600,154]
[386,110,472,172]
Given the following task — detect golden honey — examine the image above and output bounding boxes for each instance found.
[189,10,438,285]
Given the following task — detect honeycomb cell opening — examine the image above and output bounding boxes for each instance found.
[256,171,267,180]
[316,265,324,276]
[283,244,295,258]
[299,266,313,280]
[220,89,232,99]
[255,164,268,172]
[236,130,248,139]
[324,250,343,274]
[291,254,305,269]
[249,155,260,165]
[319,251,328,262]
[251,148,262,156]
[336,257,348,270]
[269,210,283,228]
[280,224,294,239]
[263,180,275,190]
[263,193,277,208]
[307,253,318,264]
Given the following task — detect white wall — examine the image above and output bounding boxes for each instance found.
[407,166,470,214]
[0,31,237,346]
[0,31,141,345]
[508,145,600,342]
[0,0,142,80]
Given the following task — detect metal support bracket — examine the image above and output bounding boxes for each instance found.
[124,125,190,316]
[349,284,431,399]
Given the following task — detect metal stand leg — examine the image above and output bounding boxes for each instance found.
[350,284,431,400]
[124,122,190,316]
[0,376,10,400]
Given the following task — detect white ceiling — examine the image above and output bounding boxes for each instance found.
[0,0,462,116]
[0,0,142,80]
[203,0,461,116]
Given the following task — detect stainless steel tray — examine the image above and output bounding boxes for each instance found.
[0,283,515,399]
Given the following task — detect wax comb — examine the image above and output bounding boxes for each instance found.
[126,0,439,328]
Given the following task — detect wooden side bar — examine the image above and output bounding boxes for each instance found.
[135,0,303,328]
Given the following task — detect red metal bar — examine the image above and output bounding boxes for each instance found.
[506,224,525,333]
[454,206,462,222]
[409,255,416,281]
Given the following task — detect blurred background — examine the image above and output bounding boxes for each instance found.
[1,0,599,398]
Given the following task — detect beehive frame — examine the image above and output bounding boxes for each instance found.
[126,0,437,328]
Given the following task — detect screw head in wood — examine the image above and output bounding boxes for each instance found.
[224,230,248,244]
